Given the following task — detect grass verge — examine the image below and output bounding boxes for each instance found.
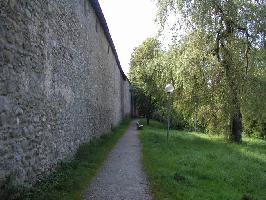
[4,120,130,200]
[139,120,266,200]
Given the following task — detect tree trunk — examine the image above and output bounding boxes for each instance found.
[223,56,243,143]
[146,116,150,125]
[226,65,243,143]
[231,111,242,143]
[225,69,243,143]
[221,19,243,143]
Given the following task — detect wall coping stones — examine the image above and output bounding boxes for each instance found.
[89,0,129,82]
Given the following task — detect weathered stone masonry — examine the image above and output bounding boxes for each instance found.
[0,0,131,185]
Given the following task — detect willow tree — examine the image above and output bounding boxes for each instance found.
[155,0,265,142]
[129,38,163,124]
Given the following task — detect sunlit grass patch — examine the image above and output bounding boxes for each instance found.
[140,120,266,200]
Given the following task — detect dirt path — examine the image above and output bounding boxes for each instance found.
[84,120,152,200]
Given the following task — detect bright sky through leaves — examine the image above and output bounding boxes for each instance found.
[98,0,158,75]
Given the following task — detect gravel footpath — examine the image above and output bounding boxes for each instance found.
[84,120,152,200]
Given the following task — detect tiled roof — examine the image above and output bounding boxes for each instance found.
[89,0,127,80]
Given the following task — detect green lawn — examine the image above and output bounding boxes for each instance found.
[4,120,130,200]
[139,120,266,200]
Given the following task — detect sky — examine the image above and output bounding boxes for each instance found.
[98,0,159,75]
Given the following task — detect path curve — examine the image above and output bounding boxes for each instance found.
[84,120,152,200]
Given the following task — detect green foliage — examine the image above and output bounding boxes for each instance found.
[1,121,130,200]
[140,120,266,200]
[129,38,166,119]
[130,0,266,140]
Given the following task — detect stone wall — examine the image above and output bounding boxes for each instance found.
[0,0,131,185]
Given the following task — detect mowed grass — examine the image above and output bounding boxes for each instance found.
[9,120,131,200]
[139,120,266,200]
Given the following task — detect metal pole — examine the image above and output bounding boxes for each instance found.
[167,92,170,143]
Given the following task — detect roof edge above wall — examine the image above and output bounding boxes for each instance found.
[89,0,128,81]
